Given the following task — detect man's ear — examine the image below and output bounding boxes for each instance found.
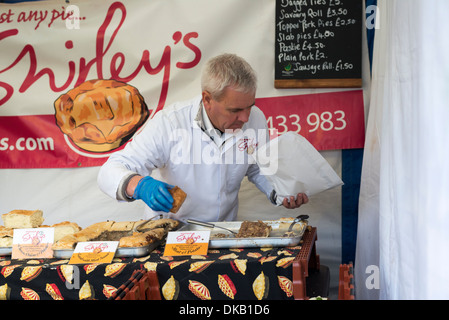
[202,91,212,110]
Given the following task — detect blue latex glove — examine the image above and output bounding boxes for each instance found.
[132,176,174,212]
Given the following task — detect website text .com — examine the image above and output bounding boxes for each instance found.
[0,137,55,151]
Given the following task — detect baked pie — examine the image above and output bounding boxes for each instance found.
[1,210,44,229]
[0,227,13,248]
[52,218,179,250]
[1,210,82,247]
[169,186,187,213]
[236,220,271,238]
[50,221,82,242]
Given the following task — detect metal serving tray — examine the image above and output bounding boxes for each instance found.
[0,247,12,256]
[179,219,307,249]
[53,241,161,259]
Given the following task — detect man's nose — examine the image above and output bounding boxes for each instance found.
[238,108,251,123]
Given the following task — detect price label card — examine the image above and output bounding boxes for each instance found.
[69,241,118,264]
[164,231,210,256]
[12,228,54,259]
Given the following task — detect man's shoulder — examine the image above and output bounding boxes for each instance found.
[151,95,201,126]
[160,96,201,116]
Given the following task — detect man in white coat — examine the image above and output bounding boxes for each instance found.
[97,53,308,221]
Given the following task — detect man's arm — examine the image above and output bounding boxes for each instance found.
[125,175,143,199]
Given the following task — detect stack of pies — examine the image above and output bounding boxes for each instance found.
[0,226,13,248]
[1,209,179,251]
[1,210,44,229]
[52,218,179,250]
[0,210,82,248]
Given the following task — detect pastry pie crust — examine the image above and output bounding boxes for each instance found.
[1,210,44,229]
[52,219,179,250]
[169,186,187,213]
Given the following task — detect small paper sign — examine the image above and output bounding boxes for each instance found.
[69,241,118,264]
[12,228,54,259]
[164,231,210,256]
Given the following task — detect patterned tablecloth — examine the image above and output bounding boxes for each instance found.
[0,233,311,300]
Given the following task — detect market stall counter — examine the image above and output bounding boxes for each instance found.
[0,225,326,300]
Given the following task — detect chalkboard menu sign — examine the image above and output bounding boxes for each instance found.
[275,0,363,88]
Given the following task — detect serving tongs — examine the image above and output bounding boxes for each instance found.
[283,214,309,237]
[187,219,237,237]
[133,214,163,232]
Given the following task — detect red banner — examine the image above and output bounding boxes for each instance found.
[0,114,119,168]
[256,90,365,151]
[0,90,365,169]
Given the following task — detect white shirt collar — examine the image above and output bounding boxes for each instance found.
[196,101,234,147]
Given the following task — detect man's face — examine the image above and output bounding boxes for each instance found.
[202,87,255,132]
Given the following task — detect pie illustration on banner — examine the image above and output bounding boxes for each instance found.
[54,79,150,153]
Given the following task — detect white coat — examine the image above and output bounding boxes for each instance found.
[97,95,274,222]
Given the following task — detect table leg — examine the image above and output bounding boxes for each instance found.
[292,227,319,300]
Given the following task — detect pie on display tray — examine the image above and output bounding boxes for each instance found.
[179,219,307,249]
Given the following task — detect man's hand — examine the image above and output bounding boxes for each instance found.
[282,193,309,209]
[130,176,174,212]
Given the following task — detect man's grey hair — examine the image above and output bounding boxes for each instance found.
[201,53,257,100]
